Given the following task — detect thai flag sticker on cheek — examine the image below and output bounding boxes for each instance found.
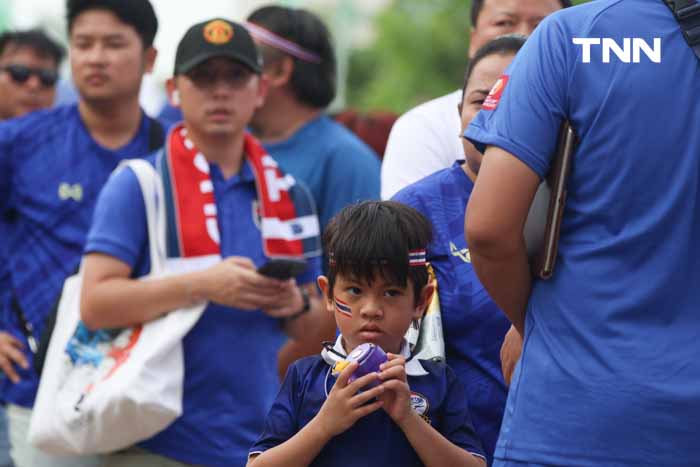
[335,298,352,317]
[482,75,509,111]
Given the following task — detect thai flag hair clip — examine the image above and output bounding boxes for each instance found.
[409,249,427,267]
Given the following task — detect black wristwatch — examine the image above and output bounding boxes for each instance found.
[285,287,310,322]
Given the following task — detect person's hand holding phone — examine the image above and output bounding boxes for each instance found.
[198,256,291,310]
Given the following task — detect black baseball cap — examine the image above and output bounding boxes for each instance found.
[174,18,262,75]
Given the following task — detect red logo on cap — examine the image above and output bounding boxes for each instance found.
[482,75,509,111]
[203,20,233,45]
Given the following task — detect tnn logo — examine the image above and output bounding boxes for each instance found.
[572,38,661,63]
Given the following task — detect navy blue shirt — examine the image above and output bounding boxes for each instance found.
[0,104,154,406]
[250,347,485,466]
[86,154,321,467]
[466,0,700,464]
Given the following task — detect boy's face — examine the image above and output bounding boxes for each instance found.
[318,273,433,355]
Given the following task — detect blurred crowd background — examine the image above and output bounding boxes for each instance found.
[0,0,589,118]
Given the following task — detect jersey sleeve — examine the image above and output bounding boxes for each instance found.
[249,362,302,457]
[84,166,148,272]
[465,14,571,179]
[441,365,486,460]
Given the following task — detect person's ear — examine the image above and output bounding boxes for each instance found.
[263,56,294,88]
[143,46,158,74]
[166,78,180,107]
[317,276,334,313]
[413,282,436,320]
[469,29,478,58]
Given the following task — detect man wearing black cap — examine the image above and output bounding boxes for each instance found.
[0,1,163,466]
[80,18,323,467]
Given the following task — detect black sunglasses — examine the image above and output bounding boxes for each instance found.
[2,64,58,87]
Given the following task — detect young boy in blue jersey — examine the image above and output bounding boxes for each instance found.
[248,201,486,467]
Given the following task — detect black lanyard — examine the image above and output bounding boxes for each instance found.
[11,296,38,354]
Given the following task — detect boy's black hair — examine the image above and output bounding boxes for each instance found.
[470,0,571,28]
[248,5,336,108]
[0,29,65,65]
[323,201,432,304]
[462,34,527,97]
[66,0,158,48]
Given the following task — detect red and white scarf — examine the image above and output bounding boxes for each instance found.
[160,124,321,259]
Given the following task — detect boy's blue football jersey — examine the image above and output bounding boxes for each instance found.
[250,340,485,467]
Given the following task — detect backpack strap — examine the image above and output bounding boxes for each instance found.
[663,0,700,61]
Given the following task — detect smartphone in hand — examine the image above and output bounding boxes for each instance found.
[257,259,307,280]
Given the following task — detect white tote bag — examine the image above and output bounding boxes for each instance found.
[29,159,218,455]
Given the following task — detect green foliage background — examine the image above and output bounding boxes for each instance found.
[346,0,590,113]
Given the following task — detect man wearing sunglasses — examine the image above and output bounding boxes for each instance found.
[0,1,163,466]
[0,28,63,467]
[0,29,63,121]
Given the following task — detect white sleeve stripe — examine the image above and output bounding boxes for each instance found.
[469,451,487,460]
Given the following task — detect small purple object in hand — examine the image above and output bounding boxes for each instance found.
[333,343,388,388]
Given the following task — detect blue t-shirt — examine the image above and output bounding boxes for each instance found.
[393,162,509,465]
[466,1,700,465]
[250,352,485,466]
[0,104,155,407]
[85,154,321,467]
[263,115,380,230]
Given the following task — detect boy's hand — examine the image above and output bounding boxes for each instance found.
[314,362,384,439]
[377,353,413,425]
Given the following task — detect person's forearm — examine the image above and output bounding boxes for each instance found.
[248,417,331,467]
[81,271,208,330]
[282,290,326,341]
[469,243,531,335]
[398,411,485,467]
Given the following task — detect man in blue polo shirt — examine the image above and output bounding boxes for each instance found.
[81,18,323,467]
[465,0,700,465]
[0,1,162,466]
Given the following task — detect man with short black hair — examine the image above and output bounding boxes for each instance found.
[82,17,323,467]
[381,0,570,199]
[0,1,162,466]
[0,24,65,467]
[0,29,64,120]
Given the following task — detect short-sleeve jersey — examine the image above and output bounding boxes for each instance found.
[263,115,380,230]
[85,153,321,467]
[466,1,700,464]
[0,104,155,407]
[393,162,509,464]
[250,353,485,467]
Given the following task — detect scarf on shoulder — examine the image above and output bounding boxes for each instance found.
[157,123,321,259]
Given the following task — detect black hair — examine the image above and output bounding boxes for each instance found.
[470,0,572,27]
[462,34,526,97]
[66,0,158,48]
[0,29,65,65]
[248,5,336,108]
[323,201,432,305]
